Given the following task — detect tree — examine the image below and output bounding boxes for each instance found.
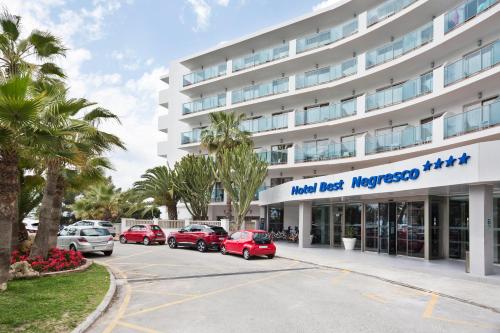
[71,181,122,222]
[201,112,251,220]
[170,155,216,220]
[215,144,268,230]
[133,166,179,220]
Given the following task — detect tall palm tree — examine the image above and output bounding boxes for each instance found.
[71,182,122,222]
[134,166,179,220]
[201,112,251,220]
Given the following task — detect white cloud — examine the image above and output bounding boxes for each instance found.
[186,0,211,31]
[312,0,341,11]
[217,0,230,6]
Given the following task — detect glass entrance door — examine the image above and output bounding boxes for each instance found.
[430,200,442,259]
[312,205,330,245]
[364,202,393,254]
[365,204,379,252]
[345,203,362,249]
[449,197,469,259]
[332,205,343,248]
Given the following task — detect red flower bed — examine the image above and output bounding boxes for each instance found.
[11,248,85,273]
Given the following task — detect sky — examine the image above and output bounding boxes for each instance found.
[4,0,339,189]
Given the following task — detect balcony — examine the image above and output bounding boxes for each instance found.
[182,93,226,115]
[159,89,168,108]
[240,113,288,134]
[295,98,356,126]
[158,114,169,132]
[181,128,204,145]
[183,63,227,87]
[296,58,357,90]
[231,77,289,104]
[444,99,500,138]
[365,21,433,69]
[366,72,433,111]
[365,123,432,155]
[444,40,500,86]
[296,17,358,54]
[444,0,498,34]
[253,185,269,201]
[157,141,169,158]
[211,187,224,203]
[257,149,288,165]
[295,140,355,163]
[367,0,417,27]
[232,43,289,73]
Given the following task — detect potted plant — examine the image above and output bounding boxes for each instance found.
[342,227,357,250]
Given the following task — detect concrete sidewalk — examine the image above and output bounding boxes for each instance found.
[276,242,500,313]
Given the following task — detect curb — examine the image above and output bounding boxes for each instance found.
[40,258,94,277]
[277,255,500,314]
[71,264,117,333]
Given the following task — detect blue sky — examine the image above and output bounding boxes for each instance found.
[6,0,336,189]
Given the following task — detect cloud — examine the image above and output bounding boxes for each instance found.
[312,0,341,11]
[217,0,230,6]
[186,0,211,31]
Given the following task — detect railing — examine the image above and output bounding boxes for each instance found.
[444,0,498,34]
[183,62,227,87]
[257,149,288,165]
[181,128,203,144]
[366,72,433,111]
[296,18,358,53]
[211,187,225,202]
[183,93,226,115]
[365,123,433,154]
[295,98,356,126]
[192,220,222,227]
[296,58,357,90]
[444,99,500,138]
[122,218,185,230]
[295,140,356,163]
[444,40,500,86]
[231,77,289,104]
[240,113,288,134]
[366,22,433,69]
[253,185,268,201]
[367,0,417,27]
[232,43,289,72]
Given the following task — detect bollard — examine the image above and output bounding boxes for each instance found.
[465,251,470,273]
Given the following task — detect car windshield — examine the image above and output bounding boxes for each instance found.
[207,226,226,234]
[253,232,271,244]
[80,228,110,236]
[151,225,161,231]
[98,222,113,227]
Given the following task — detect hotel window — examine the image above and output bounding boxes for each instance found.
[270,177,293,187]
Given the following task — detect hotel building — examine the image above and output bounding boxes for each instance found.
[158,0,500,275]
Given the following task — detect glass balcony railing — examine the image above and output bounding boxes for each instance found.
[295,98,356,126]
[253,185,269,201]
[444,40,500,86]
[232,43,289,72]
[295,140,355,163]
[181,128,205,145]
[240,113,288,134]
[366,22,433,69]
[366,72,433,111]
[232,77,289,104]
[444,99,500,138]
[182,93,226,115]
[211,187,224,203]
[367,0,417,27]
[296,18,358,53]
[444,0,497,34]
[257,149,288,165]
[296,58,357,90]
[365,123,433,155]
[183,63,227,87]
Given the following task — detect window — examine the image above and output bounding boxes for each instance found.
[80,228,110,236]
[98,222,113,227]
[190,225,202,232]
[230,232,241,240]
[240,232,249,240]
[67,228,77,236]
[130,225,142,231]
[151,225,161,231]
[271,177,293,187]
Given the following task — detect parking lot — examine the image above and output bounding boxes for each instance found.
[89,243,500,333]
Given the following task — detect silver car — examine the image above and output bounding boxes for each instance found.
[57,227,114,256]
[71,220,116,237]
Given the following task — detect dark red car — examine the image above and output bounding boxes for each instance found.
[167,224,228,252]
[119,224,166,245]
[221,230,276,260]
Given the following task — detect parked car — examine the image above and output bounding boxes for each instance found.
[120,224,166,245]
[57,226,114,256]
[167,224,228,252]
[23,219,39,234]
[221,230,276,260]
[71,220,116,236]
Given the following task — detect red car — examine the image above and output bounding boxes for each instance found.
[167,224,228,252]
[119,224,166,245]
[221,230,276,260]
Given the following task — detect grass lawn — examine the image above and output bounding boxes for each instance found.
[0,264,109,333]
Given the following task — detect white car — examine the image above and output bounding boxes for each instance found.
[23,219,39,234]
[57,226,114,256]
[71,220,116,237]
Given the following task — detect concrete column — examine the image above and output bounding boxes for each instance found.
[298,201,312,248]
[288,110,295,129]
[443,198,450,259]
[259,206,267,230]
[289,74,296,92]
[357,52,366,76]
[432,113,445,144]
[356,94,366,116]
[469,185,494,276]
[433,14,445,42]
[226,59,233,74]
[289,39,297,57]
[288,146,295,165]
[433,66,444,92]
[329,205,334,248]
[356,133,367,158]
[424,197,430,260]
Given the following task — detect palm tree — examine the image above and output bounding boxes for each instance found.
[201,112,251,220]
[134,166,179,220]
[71,182,123,222]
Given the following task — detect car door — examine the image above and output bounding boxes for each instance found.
[226,232,241,253]
[188,225,203,244]
[236,232,250,253]
[57,228,69,249]
[128,225,140,242]
[176,225,191,243]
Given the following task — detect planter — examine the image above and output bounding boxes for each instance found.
[342,238,356,250]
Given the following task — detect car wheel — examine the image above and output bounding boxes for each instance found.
[143,237,150,246]
[196,240,207,252]
[103,251,113,256]
[119,236,127,244]
[243,249,251,260]
[159,241,166,245]
[220,245,227,255]
[69,244,77,252]
[267,254,275,259]
[168,238,177,248]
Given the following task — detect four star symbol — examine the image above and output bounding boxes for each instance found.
[434,158,444,169]
[422,153,470,172]
[445,155,457,167]
[423,160,433,171]
[458,152,471,165]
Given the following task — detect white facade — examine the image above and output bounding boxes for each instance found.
[159,0,500,274]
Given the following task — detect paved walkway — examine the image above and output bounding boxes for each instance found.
[276,242,500,313]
